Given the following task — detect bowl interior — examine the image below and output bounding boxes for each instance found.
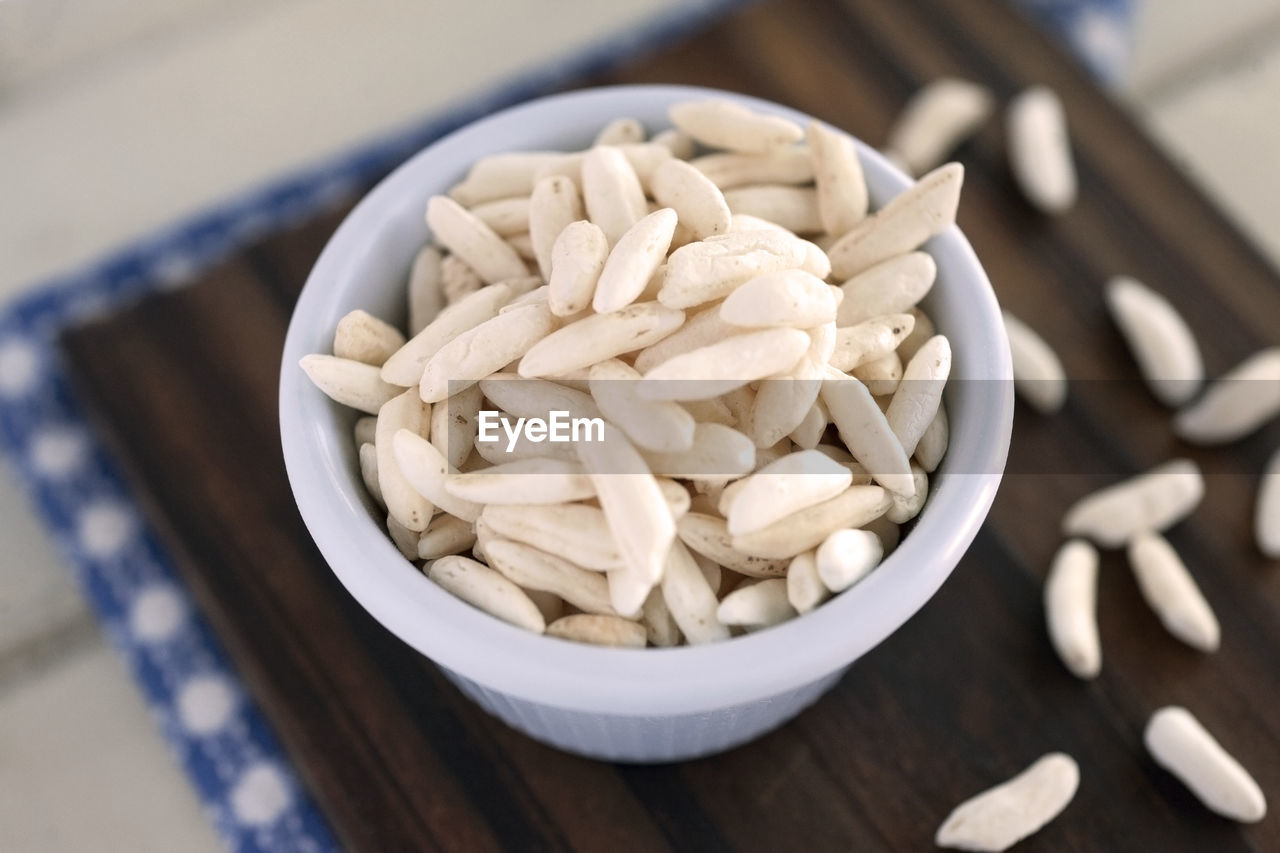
[280,84,1013,715]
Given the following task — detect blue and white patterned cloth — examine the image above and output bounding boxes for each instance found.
[1018,0,1134,81]
[0,2,1129,849]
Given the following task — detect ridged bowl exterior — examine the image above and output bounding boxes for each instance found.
[443,665,848,762]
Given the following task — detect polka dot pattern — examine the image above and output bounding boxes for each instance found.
[0,337,39,398]
[130,584,186,643]
[29,427,88,478]
[230,763,293,827]
[152,252,200,288]
[177,674,238,735]
[77,500,135,559]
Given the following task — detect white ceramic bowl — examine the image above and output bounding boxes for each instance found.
[280,84,1012,763]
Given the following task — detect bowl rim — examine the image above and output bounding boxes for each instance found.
[280,84,1013,716]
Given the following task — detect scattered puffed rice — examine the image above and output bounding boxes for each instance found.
[1145,706,1266,823]
[935,753,1079,852]
[1003,310,1067,415]
[1104,275,1203,407]
[1062,458,1203,548]
[1173,346,1280,445]
[1007,86,1076,215]
[1043,539,1100,679]
[885,78,995,177]
[1256,448,1280,558]
[1127,532,1220,652]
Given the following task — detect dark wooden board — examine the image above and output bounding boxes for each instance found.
[62,0,1280,849]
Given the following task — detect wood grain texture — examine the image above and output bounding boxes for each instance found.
[62,0,1280,849]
